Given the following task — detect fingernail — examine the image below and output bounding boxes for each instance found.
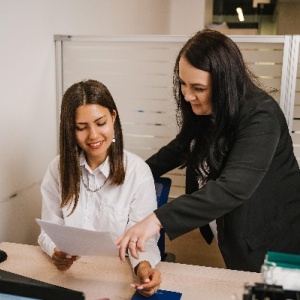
[66,255,72,258]
[137,286,144,290]
[144,279,150,283]
[130,284,135,288]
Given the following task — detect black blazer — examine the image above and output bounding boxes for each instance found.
[147,90,300,272]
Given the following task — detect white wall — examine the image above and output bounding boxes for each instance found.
[0,0,205,245]
[169,0,205,35]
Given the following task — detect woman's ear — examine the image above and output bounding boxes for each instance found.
[112,110,117,123]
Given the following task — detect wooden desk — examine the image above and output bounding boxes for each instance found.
[0,242,261,300]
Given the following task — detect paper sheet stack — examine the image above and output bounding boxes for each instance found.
[261,251,300,291]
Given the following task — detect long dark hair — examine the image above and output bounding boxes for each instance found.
[59,79,125,214]
[174,29,257,182]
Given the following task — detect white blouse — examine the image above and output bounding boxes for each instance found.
[38,150,160,270]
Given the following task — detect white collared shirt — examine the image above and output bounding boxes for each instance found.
[38,150,160,269]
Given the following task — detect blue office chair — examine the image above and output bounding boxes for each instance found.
[154,177,176,262]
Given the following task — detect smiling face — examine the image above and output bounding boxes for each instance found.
[75,104,116,170]
[179,56,213,116]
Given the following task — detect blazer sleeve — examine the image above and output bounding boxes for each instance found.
[155,97,283,240]
[146,137,183,178]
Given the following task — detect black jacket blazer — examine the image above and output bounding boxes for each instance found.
[147,90,300,272]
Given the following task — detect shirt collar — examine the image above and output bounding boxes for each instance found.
[79,151,110,178]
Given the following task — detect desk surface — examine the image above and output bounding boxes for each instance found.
[0,242,261,300]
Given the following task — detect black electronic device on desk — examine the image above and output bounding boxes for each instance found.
[243,283,300,300]
[0,269,85,300]
[0,250,7,263]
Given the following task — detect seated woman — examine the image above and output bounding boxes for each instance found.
[38,79,161,297]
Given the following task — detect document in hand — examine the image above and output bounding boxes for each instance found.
[36,219,118,256]
[131,289,182,300]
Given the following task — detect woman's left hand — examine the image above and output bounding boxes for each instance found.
[131,261,162,297]
[116,213,162,262]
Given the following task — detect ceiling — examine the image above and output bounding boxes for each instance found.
[212,0,278,29]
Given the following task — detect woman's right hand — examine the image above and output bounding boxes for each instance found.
[132,261,162,297]
[51,247,79,271]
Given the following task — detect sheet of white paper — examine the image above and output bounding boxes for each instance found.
[36,219,118,256]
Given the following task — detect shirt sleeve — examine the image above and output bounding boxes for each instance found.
[155,98,283,239]
[37,156,63,257]
[126,160,161,270]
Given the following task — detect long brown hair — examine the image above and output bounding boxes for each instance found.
[59,79,125,214]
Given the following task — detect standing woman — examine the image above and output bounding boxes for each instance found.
[38,79,161,297]
[116,29,300,272]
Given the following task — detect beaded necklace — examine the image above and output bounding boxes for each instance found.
[80,171,108,192]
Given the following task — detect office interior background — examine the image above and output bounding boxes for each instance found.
[1,0,300,266]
